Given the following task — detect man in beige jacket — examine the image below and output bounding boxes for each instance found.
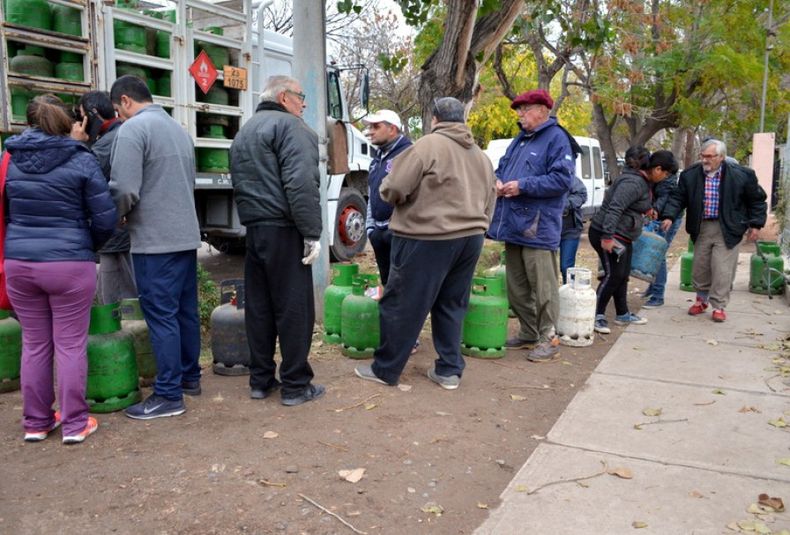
[354,97,496,390]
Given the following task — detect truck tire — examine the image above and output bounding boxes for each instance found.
[331,187,367,262]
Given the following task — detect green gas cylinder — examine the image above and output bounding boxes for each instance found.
[114,0,147,54]
[5,0,51,30]
[195,26,229,68]
[156,71,171,97]
[10,47,54,77]
[51,4,81,36]
[115,62,154,94]
[0,311,22,393]
[341,275,380,359]
[323,263,360,344]
[86,303,141,413]
[10,88,33,122]
[196,125,229,173]
[679,239,694,292]
[154,10,176,58]
[119,298,157,387]
[750,241,785,295]
[484,250,514,317]
[461,276,508,359]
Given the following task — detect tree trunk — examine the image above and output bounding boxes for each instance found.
[417,0,523,131]
[592,101,619,184]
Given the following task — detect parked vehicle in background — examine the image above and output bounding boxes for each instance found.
[0,0,371,261]
[484,135,607,219]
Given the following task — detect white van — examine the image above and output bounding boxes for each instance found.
[484,135,607,219]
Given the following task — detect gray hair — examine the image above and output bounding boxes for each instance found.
[260,75,299,103]
[431,97,465,123]
[701,138,727,157]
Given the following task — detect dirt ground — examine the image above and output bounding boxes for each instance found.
[0,230,693,535]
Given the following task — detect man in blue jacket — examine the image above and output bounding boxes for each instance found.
[487,89,574,361]
[363,109,411,285]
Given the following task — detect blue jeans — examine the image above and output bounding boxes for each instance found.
[559,237,580,284]
[644,218,683,299]
[133,250,201,400]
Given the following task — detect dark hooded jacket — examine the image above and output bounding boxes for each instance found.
[590,168,652,242]
[3,128,117,261]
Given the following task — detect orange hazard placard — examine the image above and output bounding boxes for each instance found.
[189,50,217,95]
[223,66,247,90]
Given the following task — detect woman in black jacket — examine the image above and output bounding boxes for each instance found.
[589,147,678,334]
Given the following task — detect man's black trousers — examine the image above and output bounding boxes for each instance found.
[244,225,315,396]
[371,233,484,384]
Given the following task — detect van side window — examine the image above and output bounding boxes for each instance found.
[592,147,603,179]
[581,146,591,179]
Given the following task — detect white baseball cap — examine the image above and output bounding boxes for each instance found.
[362,109,403,131]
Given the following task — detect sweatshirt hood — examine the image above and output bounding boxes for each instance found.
[4,128,88,174]
[432,122,475,149]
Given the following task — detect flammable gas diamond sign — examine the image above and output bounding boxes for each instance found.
[190,50,218,95]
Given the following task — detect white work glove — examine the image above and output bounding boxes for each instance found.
[302,239,321,265]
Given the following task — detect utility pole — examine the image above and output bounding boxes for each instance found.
[759,0,774,133]
[292,0,329,318]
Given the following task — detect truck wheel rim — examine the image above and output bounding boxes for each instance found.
[337,206,364,245]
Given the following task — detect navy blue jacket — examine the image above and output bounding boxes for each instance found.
[561,175,588,240]
[3,128,117,261]
[486,117,574,250]
[367,135,412,227]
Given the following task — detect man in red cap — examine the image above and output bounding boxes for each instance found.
[487,88,575,362]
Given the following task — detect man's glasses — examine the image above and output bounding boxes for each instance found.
[286,89,306,102]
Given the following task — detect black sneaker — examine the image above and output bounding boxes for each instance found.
[125,394,186,420]
[251,381,281,400]
[182,380,202,396]
[505,337,538,350]
[281,384,326,407]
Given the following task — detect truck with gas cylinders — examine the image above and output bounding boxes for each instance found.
[0,0,372,260]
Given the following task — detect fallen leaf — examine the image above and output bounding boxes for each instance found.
[364,403,377,410]
[510,394,526,401]
[530,434,546,440]
[747,503,774,514]
[739,406,761,413]
[768,417,787,428]
[694,400,717,406]
[338,468,365,483]
[778,458,790,467]
[759,493,785,512]
[421,502,444,516]
[397,384,412,392]
[212,393,224,402]
[577,480,590,488]
[514,484,528,492]
[435,411,451,416]
[632,521,648,529]
[689,490,705,498]
[706,339,719,346]
[263,431,279,439]
[633,423,643,430]
[713,388,726,395]
[477,503,489,509]
[609,467,633,479]
[642,408,662,417]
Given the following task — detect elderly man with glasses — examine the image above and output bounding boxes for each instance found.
[486,89,576,362]
[229,75,325,406]
[661,139,767,322]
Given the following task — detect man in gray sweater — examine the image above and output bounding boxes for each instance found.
[109,75,202,420]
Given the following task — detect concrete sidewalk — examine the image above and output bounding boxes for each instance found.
[476,254,790,535]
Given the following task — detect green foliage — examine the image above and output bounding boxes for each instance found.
[336,0,362,15]
[378,51,408,74]
[197,264,219,335]
[396,0,436,25]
